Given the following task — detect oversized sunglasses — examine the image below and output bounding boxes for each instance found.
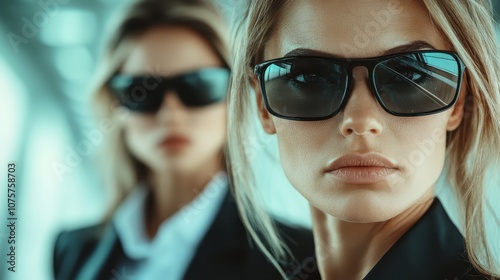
[253,50,466,121]
[108,67,230,112]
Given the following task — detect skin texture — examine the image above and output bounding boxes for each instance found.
[254,0,467,278]
[120,26,226,238]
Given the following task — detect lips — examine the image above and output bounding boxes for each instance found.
[159,135,190,150]
[325,153,398,184]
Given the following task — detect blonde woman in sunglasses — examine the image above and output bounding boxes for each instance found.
[52,0,319,279]
[228,0,500,279]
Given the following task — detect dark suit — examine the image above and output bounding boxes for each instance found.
[53,190,321,280]
[364,198,483,280]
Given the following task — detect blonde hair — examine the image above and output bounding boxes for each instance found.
[90,0,230,223]
[227,0,500,278]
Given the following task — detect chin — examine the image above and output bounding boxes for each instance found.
[336,207,400,224]
[320,191,409,223]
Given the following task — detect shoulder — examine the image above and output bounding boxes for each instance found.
[54,224,103,259]
[191,191,321,279]
[275,221,315,248]
[454,257,489,280]
[275,222,320,280]
[53,224,104,280]
[55,224,102,246]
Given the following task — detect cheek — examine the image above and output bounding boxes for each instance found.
[275,119,308,161]
[124,114,155,131]
[120,113,159,167]
[191,104,226,130]
[394,114,450,183]
[273,118,332,182]
[188,104,227,147]
[382,114,451,221]
[122,114,157,142]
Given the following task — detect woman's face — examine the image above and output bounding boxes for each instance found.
[120,26,226,173]
[257,0,466,222]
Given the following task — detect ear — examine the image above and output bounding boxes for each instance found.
[252,76,276,134]
[446,83,467,131]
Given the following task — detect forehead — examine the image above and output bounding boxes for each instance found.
[265,0,450,60]
[121,26,222,76]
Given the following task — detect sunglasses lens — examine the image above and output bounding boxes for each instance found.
[262,58,348,119]
[108,68,229,112]
[176,68,230,107]
[374,52,461,115]
[108,76,165,111]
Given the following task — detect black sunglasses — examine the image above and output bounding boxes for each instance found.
[254,50,466,121]
[108,67,230,112]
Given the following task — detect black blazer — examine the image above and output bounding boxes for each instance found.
[53,189,321,280]
[364,198,483,280]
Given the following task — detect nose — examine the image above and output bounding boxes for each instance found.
[157,91,187,123]
[339,67,383,137]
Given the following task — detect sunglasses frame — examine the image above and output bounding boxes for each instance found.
[253,50,466,121]
[107,67,230,112]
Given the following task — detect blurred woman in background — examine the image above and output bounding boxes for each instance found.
[52,0,319,279]
[228,0,500,279]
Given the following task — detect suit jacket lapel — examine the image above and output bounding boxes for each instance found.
[183,188,250,279]
[75,224,120,280]
[364,199,474,280]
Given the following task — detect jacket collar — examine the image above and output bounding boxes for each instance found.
[184,189,322,280]
[182,189,250,278]
[75,223,120,280]
[74,188,249,280]
[112,173,228,260]
[364,198,476,280]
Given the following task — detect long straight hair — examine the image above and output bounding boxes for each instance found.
[227,0,500,278]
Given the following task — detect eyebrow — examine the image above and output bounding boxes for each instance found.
[283,40,437,58]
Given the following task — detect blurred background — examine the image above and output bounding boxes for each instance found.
[0,1,499,279]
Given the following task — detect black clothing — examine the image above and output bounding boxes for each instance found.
[53,189,321,280]
[365,198,483,280]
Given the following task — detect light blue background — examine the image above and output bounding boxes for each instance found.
[0,1,498,279]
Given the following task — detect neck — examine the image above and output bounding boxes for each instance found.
[312,195,434,280]
[145,159,223,239]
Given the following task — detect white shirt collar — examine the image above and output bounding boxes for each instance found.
[113,172,228,260]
